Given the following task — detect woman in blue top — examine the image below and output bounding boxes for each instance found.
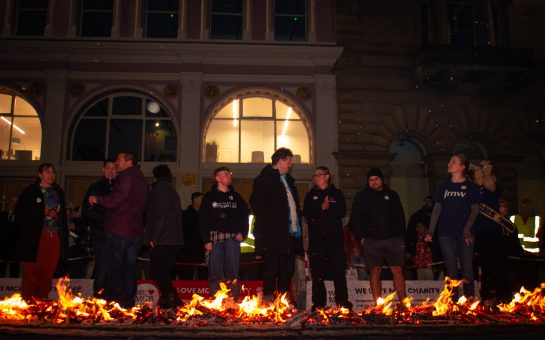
[425,153,480,297]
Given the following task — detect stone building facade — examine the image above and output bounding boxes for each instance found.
[334,0,545,217]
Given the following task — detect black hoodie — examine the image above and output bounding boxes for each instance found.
[348,184,406,241]
[199,184,249,244]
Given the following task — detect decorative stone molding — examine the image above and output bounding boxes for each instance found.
[205,85,219,98]
[70,83,85,97]
[29,81,45,96]
[296,86,311,101]
[163,84,178,98]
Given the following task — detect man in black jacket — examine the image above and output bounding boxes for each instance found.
[178,192,207,280]
[348,168,407,303]
[199,167,249,297]
[146,164,185,308]
[81,159,116,297]
[250,148,303,301]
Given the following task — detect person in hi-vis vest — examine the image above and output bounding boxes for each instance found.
[510,199,542,255]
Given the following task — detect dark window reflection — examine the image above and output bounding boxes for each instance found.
[71,94,176,162]
[274,0,306,41]
[108,120,143,159]
[112,96,142,116]
[145,0,179,38]
[84,98,109,117]
[144,120,176,162]
[16,0,48,36]
[210,0,243,40]
[72,119,107,160]
[80,0,113,37]
[447,2,474,47]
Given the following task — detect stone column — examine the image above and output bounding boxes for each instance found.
[179,72,203,207]
[314,74,339,180]
[42,70,68,168]
[1,0,14,37]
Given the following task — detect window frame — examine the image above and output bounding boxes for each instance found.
[78,0,114,37]
[69,92,178,163]
[273,0,308,42]
[209,0,244,40]
[203,94,312,164]
[144,0,180,38]
[0,91,42,161]
[14,0,49,36]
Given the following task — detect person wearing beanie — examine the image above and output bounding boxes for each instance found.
[348,167,407,303]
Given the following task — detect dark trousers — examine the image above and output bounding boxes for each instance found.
[91,234,108,297]
[105,233,144,308]
[309,233,348,307]
[262,239,296,297]
[149,245,182,298]
[476,229,511,300]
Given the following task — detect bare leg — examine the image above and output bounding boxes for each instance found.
[390,265,406,301]
[369,266,382,303]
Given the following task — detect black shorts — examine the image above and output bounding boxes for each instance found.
[362,237,405,268]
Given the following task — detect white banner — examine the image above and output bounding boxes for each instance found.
[306,279,480,311]
[0,278,94,300]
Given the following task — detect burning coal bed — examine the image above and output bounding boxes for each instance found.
[1,278,545,339]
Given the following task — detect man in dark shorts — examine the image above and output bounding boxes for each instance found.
[348,168,407,303]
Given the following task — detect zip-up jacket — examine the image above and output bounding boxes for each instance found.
[303,184,346,236]
[348,185,406,241]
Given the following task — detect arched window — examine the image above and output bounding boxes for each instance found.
[0,92,42,161]
[204,96,310,164]
[70,92,177,162]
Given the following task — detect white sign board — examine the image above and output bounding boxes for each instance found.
[306,279,480,311]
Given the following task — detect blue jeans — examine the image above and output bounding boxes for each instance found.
[105,233,144,308]
[208,238,241,297]
[438,236,475,297]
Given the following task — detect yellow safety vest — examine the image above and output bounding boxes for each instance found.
[240,214,255,253]
[510,215,541,253]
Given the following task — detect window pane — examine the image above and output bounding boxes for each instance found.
[0,115,12,160]
[214,100,238,119]
[72,119,107,161]
[206,119,239,162]
[16,10,47,36]
[82,0,113,10]
[275,100,295,119]
[147,0,179,11]
[243,97,272,118]
[112,96,142,116]
[448,3,474,47]
[84,98,109,117]
[240,120,274,163]
[145,100,169,117]
[144,120,177,162]
[81,12,113,37]
[146,13,179,38]
[275,16,306,41]
[276,120,308,163]
[211,0,242,13]
[210,15,242,40]
[108,120,143,159]
[11,117,41,160]
[275,0,305,14]
[14,96,38,116]
[0,94,12,114]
